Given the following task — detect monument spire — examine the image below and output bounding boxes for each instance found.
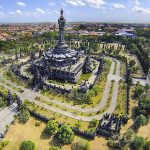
[58,8,66,44]
[61,8,63,17]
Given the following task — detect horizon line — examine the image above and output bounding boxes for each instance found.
[0,21,150,25]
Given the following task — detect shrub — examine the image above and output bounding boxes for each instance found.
[134,114,147,129]
[35,121,41,126]
[0,140,9,150]
[72,140,90,150]
[92,85,101,95]
[19,108,30,123]
[89,119,98,128]
[130,136,145,150]
[45,120,59,136]
[20,140,35,150]
[74,122,81,129]
[88,90,95,97]
[143,141,150,150]
[57,125,74,144]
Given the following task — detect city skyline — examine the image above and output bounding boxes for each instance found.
[0,0,150,23]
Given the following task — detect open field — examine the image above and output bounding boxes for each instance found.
[4,117,109,150]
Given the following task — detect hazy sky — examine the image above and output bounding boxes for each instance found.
[0,0,150,23]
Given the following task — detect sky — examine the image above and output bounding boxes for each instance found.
[0,0,150,23]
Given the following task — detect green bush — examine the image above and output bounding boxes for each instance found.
[89,119,98,128]
[72,140,90,150]
[144,141,150,150]
[35,121,41,126]
[19,108,30,123]
[134,114,147,129]
[20,140,35,150]
[92,85,101,95]
[0,140,9,150]
[57,125,74,144]
[45,120,59,136]
[130,136,145,150]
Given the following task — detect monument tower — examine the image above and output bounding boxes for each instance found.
[53,8,69,54]
[32,9,92,83]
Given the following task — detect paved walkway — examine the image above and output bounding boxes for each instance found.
[0,59,121,121]
[0,103,18,135]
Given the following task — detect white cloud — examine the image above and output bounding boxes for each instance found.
[66,0,85,6]
[54,10,59,14]
[17,1,27,7]
[132,6,150,14]
[66,0,105,8]
[36,8,46,14]
[9,10,22,15]
[16,9,22,14]
[111,3,126,9]
[86,0,105,8]
[48,2,55,6]
[9,11,16,15]
[133,0,140,6]
[131,0,150,15]
[61,2,67,7]
[0,12,4,17]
